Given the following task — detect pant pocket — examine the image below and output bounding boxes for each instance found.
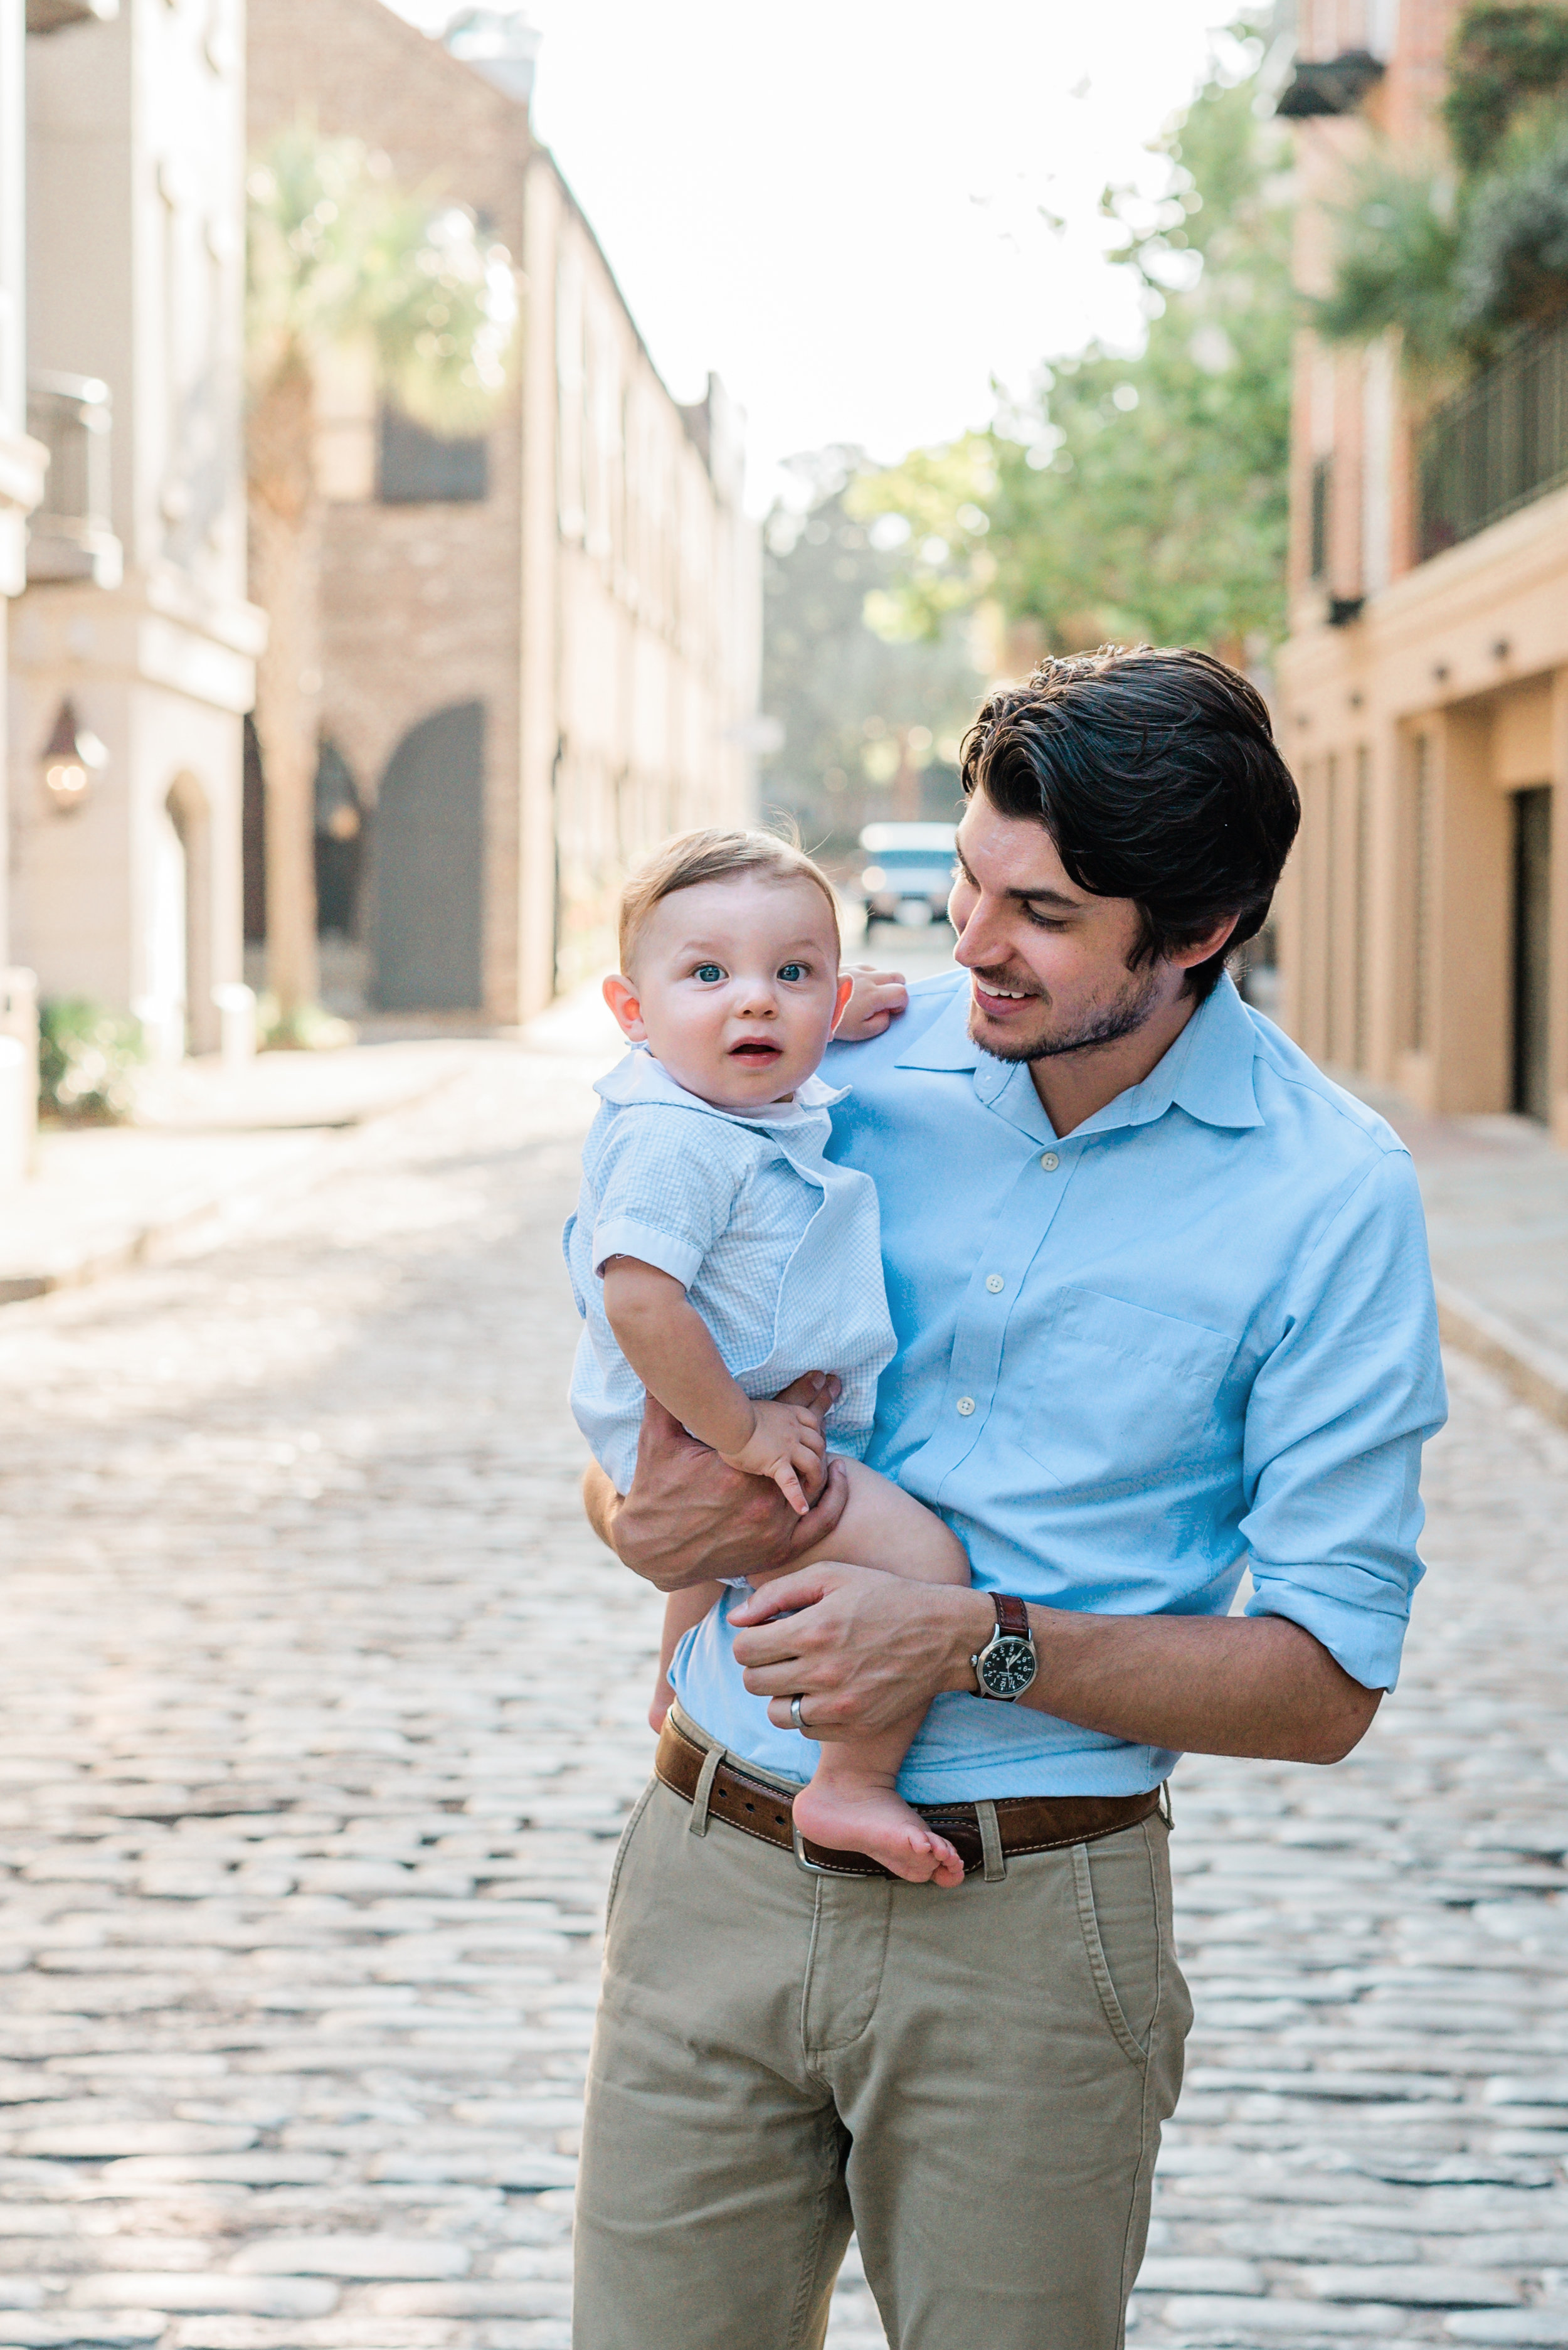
[1071,1826,1163,2066]
[604,1778,656,1935]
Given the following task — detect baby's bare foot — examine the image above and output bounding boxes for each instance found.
[793,1780,966,1888]
[649,1684,674,1734]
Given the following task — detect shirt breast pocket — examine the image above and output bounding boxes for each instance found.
[1007,1285,1236,1493]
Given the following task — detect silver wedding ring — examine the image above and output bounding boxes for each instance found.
[790,1693,808,1733]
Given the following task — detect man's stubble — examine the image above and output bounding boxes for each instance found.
[966,961,1164,1065]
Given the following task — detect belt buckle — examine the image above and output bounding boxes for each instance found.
[791,1824,882,1878]
[792,1823,836,1876]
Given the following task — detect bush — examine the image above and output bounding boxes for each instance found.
[38,998,145,1122]
[1446,3,1568,175]
[1456,119,1568,331]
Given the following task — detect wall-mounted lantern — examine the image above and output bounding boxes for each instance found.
[40,699,108,814]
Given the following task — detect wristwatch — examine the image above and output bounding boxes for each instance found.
[971,1593,1038,1701]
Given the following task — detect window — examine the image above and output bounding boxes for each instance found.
[1411,735,1432,1051]
[1310,456,1332,582]
[378,407,489,504]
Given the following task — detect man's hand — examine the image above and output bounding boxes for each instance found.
[729,1564,986,1738]
[585,1373,850,1592]
[834,965,910,1042]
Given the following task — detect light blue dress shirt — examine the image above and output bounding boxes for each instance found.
[669,970,1447,1801]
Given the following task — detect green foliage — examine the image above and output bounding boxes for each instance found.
[1456,114,1568,330]
[1444,3,1568,175]
[856,53,1292,657]
[1311,156,1467,372]
[247,122,516,432]
[38,999,144,1123]
[1320,5,1568,371]
[760,449,985,853]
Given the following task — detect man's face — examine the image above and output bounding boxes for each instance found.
[949,790,1172,1064]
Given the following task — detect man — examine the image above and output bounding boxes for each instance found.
[573,647,1445,2350]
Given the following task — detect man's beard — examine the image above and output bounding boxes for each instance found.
[967,963,1162,1063]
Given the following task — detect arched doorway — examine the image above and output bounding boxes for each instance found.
[373,702,485,1011]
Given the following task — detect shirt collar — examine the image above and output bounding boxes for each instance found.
[891,968,1262,1138]
[1074,974,1264,1138]
[893,976,982,1073]
[594,1045,847,1120]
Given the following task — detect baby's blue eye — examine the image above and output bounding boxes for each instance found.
[777,962,807,982]
[693,963,725,983]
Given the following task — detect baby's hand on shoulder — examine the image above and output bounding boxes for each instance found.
[834,964,909,1043]
[720,1400,828,1517]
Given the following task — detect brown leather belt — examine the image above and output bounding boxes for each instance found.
[654,1712,1165,1881]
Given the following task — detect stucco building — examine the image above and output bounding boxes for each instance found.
[8,0,262,1064]
[248,0,760,1023]
[0,0,46,1178]
[1275,0,1568,1136]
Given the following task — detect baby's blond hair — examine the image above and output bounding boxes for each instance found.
[617,829,840,972]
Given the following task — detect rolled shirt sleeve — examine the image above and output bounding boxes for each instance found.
[589,1107,745,1289]
[1239,1147,1446,1691]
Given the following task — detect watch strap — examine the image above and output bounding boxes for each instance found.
[993,1593,1030,1642]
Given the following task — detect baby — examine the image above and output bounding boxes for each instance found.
[564,827,973,1886]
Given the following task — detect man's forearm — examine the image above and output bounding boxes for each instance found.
[971,1596,1379,1764]
[582,1462,621,1555]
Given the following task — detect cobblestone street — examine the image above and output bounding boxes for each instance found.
[1,1041,1567,2349]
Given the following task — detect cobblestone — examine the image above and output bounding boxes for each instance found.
[0,1041,1564,2348]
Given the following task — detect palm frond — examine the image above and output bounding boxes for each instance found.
[246,120,516,433]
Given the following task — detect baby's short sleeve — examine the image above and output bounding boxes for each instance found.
[589,1107,748,1289]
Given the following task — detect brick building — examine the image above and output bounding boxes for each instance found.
[248,0,760,1022]
[1274,0,1568,1134]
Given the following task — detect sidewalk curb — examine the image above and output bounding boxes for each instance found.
[1436,1278,1568,1428]
[0,1059,472,1311]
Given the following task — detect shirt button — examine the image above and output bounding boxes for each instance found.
[1040,1151,1060,1171]
[985,1274,1004,1294]
[956,1396,976,1417]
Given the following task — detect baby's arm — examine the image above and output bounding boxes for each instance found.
[601,1257,826,1513]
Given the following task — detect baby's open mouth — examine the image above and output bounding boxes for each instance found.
[729,1039,782,1062]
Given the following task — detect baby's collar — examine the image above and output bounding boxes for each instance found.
[594,1045,848,1116]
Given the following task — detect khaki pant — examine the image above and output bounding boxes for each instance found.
[574,1722,1192,2349]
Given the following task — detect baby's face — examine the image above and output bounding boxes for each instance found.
[606,875,850,1110]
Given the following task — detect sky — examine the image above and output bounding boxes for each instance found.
[387,2,1256,509]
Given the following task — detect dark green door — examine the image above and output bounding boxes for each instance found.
[374,702,485,1011]
[1512,784,1552,1123]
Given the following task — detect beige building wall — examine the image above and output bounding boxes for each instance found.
[248,0,758,1024]
[0,0,46,1181]
[9,0,261,1060]
[1275,0,1568,1140]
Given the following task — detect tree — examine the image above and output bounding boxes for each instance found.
[851,47,1293,664]
[246,124,515,1021]
[760,449,985,857]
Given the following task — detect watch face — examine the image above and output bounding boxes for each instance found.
[979,1635,1036,1697]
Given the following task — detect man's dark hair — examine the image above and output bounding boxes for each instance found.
[959,645,1301,1002]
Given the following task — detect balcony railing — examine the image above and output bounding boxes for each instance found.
[25,371,122,588]
[1418,315,1568,563]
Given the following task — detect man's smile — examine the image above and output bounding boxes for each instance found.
[970,973,1045,1014]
